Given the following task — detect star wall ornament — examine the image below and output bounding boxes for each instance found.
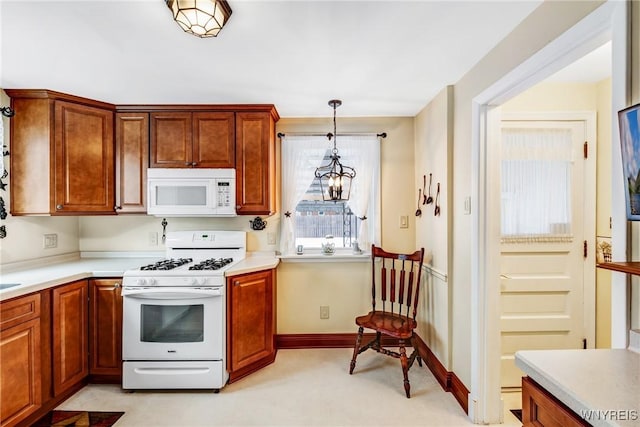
[0,180,6,191]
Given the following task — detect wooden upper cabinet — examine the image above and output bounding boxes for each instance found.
[150,111,235,168]
[235,111,277,215]
[193,112,235,168]
[150,112,192,167]
[115,112,149,213]
[54,101,115,213]
[6,89,115,215]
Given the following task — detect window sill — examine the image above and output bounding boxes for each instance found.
[279,252,370,263]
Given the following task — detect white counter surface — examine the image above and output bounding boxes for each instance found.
[0,252,279,301]
[515,349,640,427]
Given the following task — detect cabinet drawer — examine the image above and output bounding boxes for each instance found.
[522,376,590,427]
[1,293,41,331]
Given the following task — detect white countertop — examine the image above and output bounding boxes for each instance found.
[0,252,279,301]
[515,349,640,427]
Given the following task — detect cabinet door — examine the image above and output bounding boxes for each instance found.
[52,280,88,396]
[0,294,42,427]
[193,112,235,168]
[54,100,115,214]
[228,270,275,376]
[150,112,192,167]
[115,113,149,213]
[235,112,275,215]
[89,279,122,378]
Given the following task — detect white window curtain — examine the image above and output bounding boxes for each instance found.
[501,128,573,242]
[280,135,327,255]
[339,134,380,249]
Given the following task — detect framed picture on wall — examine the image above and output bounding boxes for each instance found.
[618,102,640,221]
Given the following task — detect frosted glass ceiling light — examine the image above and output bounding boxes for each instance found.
[166,0,232,38]
[314,100,356,202]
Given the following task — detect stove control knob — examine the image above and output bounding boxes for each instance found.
[135,278,146,286]
[187,278,197,286]
[196,277,207,285]
[147,278,156,286]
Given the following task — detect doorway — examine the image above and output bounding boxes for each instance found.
[498,114,596,389]
[469,1,628,424]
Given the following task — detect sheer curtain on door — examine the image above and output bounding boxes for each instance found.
[501,128,574,243]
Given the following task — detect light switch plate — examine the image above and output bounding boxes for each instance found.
[400,215,409,228]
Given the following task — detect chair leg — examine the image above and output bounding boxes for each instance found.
[350,326,364,374]
[399,339,411,398]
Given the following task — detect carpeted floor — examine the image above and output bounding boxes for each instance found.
[32,410,124,427]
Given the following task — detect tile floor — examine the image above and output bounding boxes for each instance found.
[58,348,522,426]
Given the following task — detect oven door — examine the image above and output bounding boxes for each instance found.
[122,287,224,361]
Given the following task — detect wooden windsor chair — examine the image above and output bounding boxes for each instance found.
[349,244,425,398]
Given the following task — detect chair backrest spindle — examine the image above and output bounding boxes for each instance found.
[370,245,425,321]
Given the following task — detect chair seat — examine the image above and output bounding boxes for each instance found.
[355,310,416,339]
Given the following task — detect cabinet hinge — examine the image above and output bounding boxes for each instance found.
[583,141,588,159]
[582,338,587,349]
[583,240,587,258]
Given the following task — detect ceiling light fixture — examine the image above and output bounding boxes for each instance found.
[315,100,356,202]
[165,0,232,38]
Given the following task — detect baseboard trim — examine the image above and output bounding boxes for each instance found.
[275,333,469,414]
[276,332,398,349]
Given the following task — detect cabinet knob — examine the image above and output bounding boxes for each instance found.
[114,283,121,289]
[192,162,198,166]
[234,281,240,286]
[56,204,63,210]
[114,206,122,210]
[185,162,191,166]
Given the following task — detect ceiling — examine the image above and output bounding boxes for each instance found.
[0,0,562,118]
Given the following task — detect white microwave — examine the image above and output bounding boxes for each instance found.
[147,168,236,217]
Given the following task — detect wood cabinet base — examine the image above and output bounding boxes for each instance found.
[227,350,277,384]
[522,376,590,427]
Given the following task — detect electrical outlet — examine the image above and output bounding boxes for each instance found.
[149,232,158,246]
[320,306,330,319]
[43,233,58,249]
[267,232,276,245]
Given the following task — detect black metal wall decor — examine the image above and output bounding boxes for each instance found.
[249,216,267,231]
[0,105,13,239]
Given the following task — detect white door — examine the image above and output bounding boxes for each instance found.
[499,116,595,389]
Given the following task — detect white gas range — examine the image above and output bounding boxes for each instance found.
[121,230,246,391]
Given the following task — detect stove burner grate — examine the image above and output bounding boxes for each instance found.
[188,257,234,271]
[140,258,193,271]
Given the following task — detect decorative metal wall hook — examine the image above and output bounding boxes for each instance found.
[249,216,267,231]
[1,107,15,118]
[161,218,168,243]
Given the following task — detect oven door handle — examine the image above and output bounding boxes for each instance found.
[121,287,222,299]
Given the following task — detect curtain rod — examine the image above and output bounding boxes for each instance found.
[277,132,387,139]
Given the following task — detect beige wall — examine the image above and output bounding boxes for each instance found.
[414,86,453,368]
[275,116,415,333]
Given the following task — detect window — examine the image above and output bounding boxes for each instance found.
[280,134,380,254]
[500,127,573,241]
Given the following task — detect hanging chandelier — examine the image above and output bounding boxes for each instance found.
[314,100,356,202]
[165,0,232,38]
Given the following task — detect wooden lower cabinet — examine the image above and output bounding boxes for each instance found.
[0,294,42,427]
[227,269,276,382]
[52,280,89,397]
[89,279,123,380]
[522,376,590,427]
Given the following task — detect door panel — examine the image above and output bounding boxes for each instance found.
[500,119,589,388]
